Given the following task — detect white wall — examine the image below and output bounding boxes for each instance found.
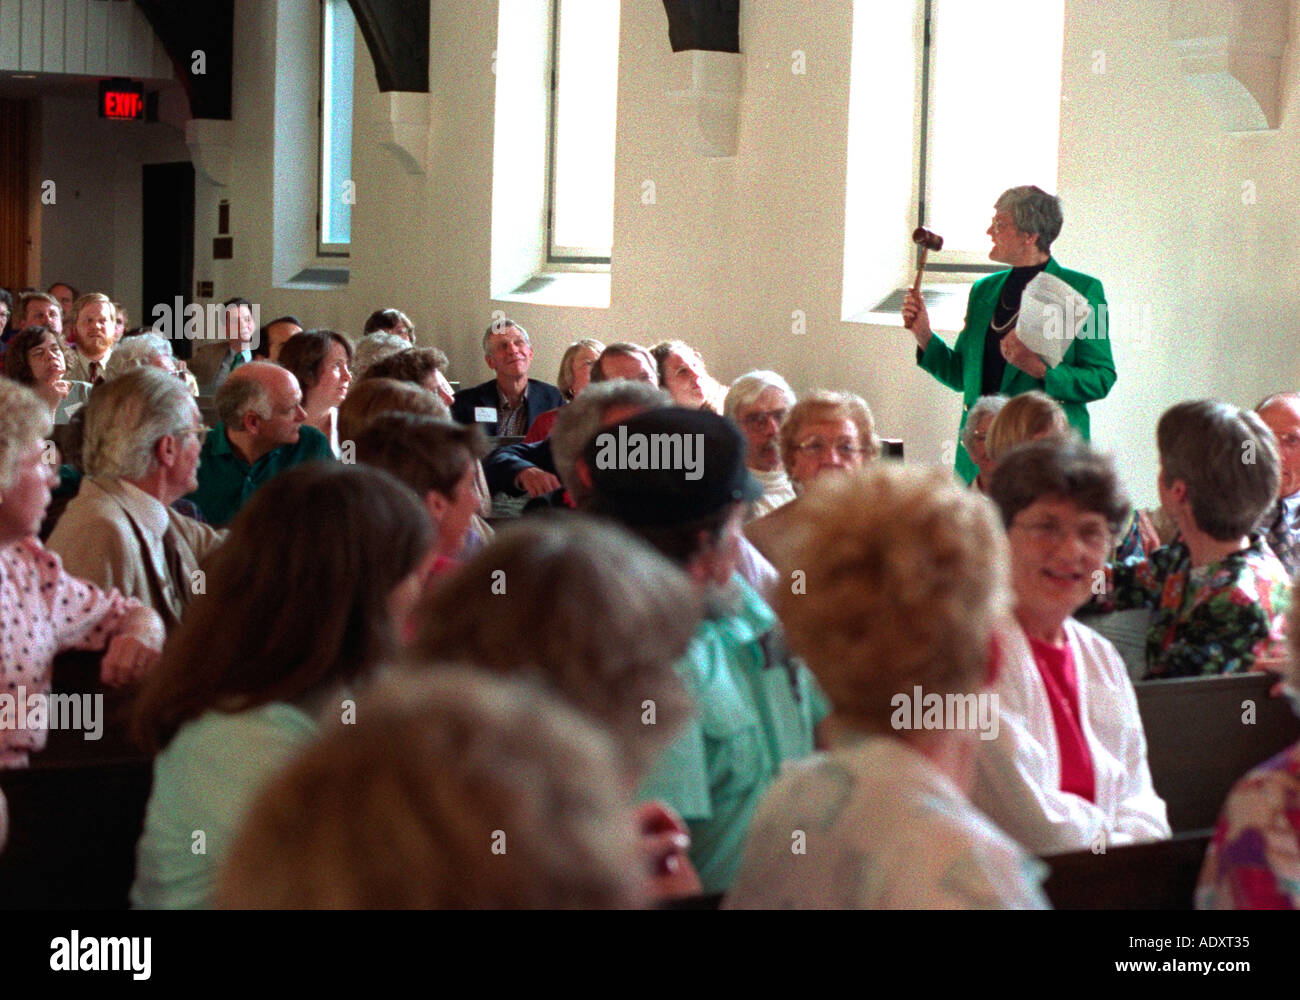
[177,0,1300,505]
[37,91,192,326]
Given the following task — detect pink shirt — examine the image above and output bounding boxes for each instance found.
[0,538,140,766]
[1026,634,1096,804]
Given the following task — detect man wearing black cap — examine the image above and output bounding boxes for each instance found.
[585,407,830,894]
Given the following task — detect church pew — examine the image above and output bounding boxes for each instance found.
[0,758,153,909]
[1042,830,1211,909]
[1135,672,1300,832]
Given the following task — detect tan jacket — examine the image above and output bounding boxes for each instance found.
[46,478,225,631]
[187,343,250,395]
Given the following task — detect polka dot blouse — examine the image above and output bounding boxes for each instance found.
[0,538,141,767]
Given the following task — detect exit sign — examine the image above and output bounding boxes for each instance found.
[99,79,144,121]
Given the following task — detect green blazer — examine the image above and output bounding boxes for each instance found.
[917,257,1115,483]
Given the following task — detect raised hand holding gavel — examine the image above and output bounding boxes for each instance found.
[902,227,943,347]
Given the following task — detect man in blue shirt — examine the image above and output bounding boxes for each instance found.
[186,362,334,526]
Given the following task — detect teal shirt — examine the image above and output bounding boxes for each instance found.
[638,575,830,894]
[186,422,335,526]
[917,257,1115,483]
[131,702,318,909]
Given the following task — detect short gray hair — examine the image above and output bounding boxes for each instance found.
[724,370,795,421]
[996,185,1063,254]
[551,381,670,503]
[1158,399,1279,540]
[961,394,1009,453]
[82,368,195,479]
[216,373,272,429]
[0,377,52,491]
[104,333,174,381]
[481,318,529,355]
[352,333,410,378]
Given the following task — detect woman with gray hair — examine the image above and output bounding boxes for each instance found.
[0,377,165,768]
[903,185,1116,485]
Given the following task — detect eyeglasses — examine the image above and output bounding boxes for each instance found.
[794,439,864,460]
[1011,517,1111,554]
[179,426,209,446]
[740,409,787,430]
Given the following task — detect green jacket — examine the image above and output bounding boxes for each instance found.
[917,257,1115,483]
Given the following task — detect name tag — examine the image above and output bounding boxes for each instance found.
[474,407,498,423]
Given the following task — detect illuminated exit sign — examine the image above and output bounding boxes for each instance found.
[98,79,145,121]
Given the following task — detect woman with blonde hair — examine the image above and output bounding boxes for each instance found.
[523,338,606,442]
[727,464,1048,909]
[745,389,881,565]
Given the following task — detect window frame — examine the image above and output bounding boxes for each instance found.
[913,0,1063,278]
[542,0,616,271]
[316,0,354,259]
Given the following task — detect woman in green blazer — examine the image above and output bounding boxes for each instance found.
[903,185,1115,484]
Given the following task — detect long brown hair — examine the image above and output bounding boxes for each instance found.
[133,463,434,752]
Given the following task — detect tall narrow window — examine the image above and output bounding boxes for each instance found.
[921,0,1064,271]
[546,0,620,266]
[319,0,355,256]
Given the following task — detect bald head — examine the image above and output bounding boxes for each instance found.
[217,361,306,453]
[1258,394,1300,499]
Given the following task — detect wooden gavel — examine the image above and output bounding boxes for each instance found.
[911,227,944,293]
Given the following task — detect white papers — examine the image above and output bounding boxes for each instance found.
[1015,272,1092,367]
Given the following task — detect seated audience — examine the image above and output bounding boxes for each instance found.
[276,330,353,456]
[217,669,644,909]
[412,517,705,897]
[354,414,490,572]
[523,338,606,442]
[746,390,881,565]
[0,287,11,343]
[362,307,415,343]
[131,462,436,908]
[103,332,198,396]
[362,346,454,408]
[553,380,779,596]
[336,377,447,446]
[62,293,118,385]
[1094,399,1290,678]
[984,390,1070,468]
[589,342,659,387]
[963,394,1008,494]
[3,324,90,424]
[46,370,224,630]
[16,291,63,339]
[724,371,797,522]
[47,281,77,324]
[251,315,303,363]
[185,362,335,527]
[451,319,563,437]
[650,340,727,413]
[112,302,128,340]
[727,464,1049,909]
[351,331,409,378]
[1256,392,1300,578]
[1197,598,1300,909]
[586,407,829,892]
[188,298,256,394]
[0,378,164,768]
[972,439,1171,854]
[986,389,1153,562]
